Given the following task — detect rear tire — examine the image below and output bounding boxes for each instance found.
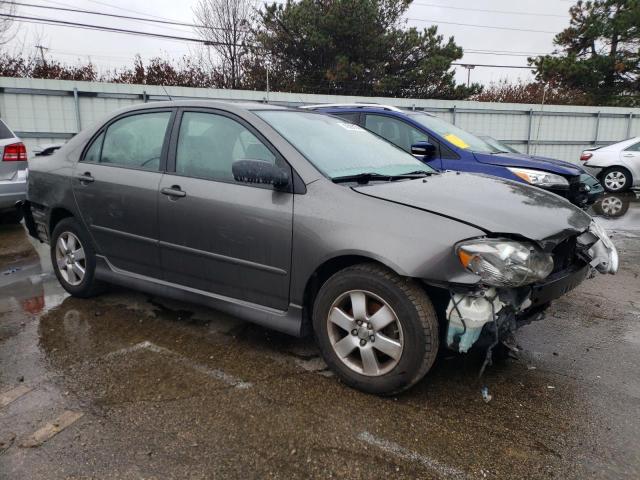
[313,263,439,395]
[601,167,631,193]
[51,217,105,298]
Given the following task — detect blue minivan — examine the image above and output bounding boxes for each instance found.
[306,104,603,206]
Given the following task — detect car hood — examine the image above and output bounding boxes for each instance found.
[474,152,585,176]
[353,172,592,248]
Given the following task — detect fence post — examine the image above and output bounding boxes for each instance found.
[593,111,601,145]
[627,112,634,138]
[526,109,534,154]
[73,88,81,132]
[452,105,457,125]
[142,90,148,103]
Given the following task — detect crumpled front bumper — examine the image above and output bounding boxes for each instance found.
[445,220,618,353]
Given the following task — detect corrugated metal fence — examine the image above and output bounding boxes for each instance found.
[1,77,639,163]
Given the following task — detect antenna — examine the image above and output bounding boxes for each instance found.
[160,84,173,101]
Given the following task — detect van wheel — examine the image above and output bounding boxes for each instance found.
[51,217,104,297]
[313,263,439,395]
[602,167,631,192]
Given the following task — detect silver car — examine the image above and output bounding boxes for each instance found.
[23,102,617,394]
[0,119,28,223]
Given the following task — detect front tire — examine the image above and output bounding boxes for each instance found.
[51,217,104,297]
[601,167,631,192]
[313,264,439,395]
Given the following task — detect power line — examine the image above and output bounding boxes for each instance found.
[0,13,241,45]
[411,1,568,19]
[407,17,558,34]
[453,62,533,70]
[11,1,204,29]
[465,50,547,57]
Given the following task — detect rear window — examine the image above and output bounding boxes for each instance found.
[0,120,15,140]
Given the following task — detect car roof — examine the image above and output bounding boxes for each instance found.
[308,105,436,119]
[116,100,290,114]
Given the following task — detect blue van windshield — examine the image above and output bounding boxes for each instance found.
[409,112,501,154]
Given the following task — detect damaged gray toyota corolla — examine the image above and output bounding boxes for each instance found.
[22,102,617,395]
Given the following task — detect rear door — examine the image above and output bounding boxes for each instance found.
[72,109,174,278]
[158,109,294,310]
[361,113,444,169]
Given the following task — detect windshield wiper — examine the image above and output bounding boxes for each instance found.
[332,171,432,184]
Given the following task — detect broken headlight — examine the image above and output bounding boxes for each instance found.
[456,238,554,287]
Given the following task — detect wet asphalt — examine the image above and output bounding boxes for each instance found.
[1,192,639,479]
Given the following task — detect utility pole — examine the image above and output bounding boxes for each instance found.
[266,64,270,104]
[461,64,475,87]
[34,45,48,67]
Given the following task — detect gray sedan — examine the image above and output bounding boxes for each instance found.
[23,101,617,394]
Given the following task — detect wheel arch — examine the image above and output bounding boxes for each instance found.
[598,165,634,183]
[48,206,75,236]
[300,254,405,333]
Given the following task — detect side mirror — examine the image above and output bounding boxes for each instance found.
[232,160,290,188]
[411,141,437,159]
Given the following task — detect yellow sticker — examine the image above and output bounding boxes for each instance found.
[444,133,470,149]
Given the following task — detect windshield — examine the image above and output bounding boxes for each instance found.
[409,112,501,154]
[255,110,435,178]
[480,136,520,154]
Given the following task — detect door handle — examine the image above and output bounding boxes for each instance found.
[161,186,186,198]
[76,172,95,184]
[622,153,635,157]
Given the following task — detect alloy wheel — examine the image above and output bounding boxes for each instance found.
[326,290,403,376]
[600,196,623,216]
[604,171,627,191]
[55,231,86,286]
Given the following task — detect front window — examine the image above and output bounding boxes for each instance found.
[254,110,434,178]
[409,112,501,154]
[176,112,276,183]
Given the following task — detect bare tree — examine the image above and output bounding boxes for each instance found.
[0,1,16,47]
[193,0,253,89]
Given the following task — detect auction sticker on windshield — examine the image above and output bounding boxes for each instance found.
[444,133,470,149]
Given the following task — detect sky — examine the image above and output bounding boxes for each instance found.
[3,0,577,88]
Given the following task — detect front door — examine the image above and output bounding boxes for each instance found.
[72,109,174,278]
[158,109,293,310]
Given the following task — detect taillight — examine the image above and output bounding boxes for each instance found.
[580,152,593,161]
[3,142,27,161]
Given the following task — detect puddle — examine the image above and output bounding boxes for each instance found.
[588,190,640,233]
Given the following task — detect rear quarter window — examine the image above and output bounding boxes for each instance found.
[0,120,15,140]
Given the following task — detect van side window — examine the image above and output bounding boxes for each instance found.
[332,112,360,123]
[99,112,171,171]
[364,114,430,152]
